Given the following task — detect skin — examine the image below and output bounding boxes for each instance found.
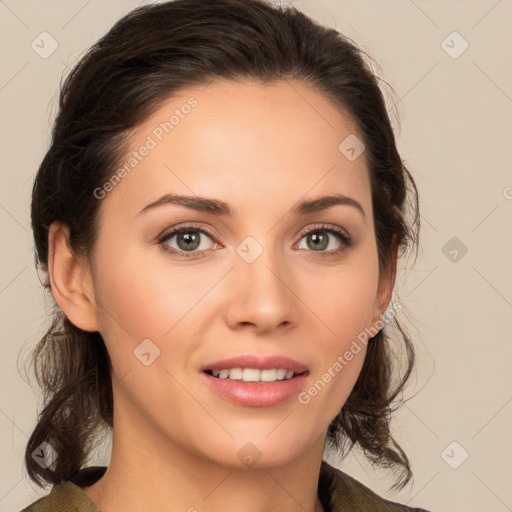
[48,78,397,512]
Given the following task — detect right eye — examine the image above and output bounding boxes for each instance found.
[157,225,221,259]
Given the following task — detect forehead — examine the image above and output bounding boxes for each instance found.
[102,78,371,220]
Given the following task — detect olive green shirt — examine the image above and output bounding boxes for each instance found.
[19,460,431,511]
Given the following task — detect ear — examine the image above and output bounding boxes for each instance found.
[47,221,99,332]
[370,235,399,331]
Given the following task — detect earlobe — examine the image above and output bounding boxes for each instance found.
[47,221,99,332]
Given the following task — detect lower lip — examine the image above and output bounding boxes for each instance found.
[201,371,309,407]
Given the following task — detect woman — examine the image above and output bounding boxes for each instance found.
[21,0,429,510]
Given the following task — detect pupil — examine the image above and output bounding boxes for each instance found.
[178,231,200,251]
[309,232,327,251]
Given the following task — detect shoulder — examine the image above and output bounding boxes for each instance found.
[18,483,99,512]
[18,467,106,512]
[320,460,432,512]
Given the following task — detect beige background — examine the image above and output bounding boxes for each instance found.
[1,1,511,511]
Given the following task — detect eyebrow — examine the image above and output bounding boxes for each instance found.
[137,192,365,219]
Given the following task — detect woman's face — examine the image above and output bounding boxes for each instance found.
[81,79,393,468]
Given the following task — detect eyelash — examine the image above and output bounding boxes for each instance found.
[156,223,354,260]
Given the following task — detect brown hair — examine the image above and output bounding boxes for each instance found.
[24,0,420,491]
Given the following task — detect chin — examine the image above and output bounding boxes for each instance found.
[198,432,312,470]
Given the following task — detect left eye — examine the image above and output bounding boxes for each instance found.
[296,228,349,253]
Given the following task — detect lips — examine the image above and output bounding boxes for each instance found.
[201,368,309,407]
[199,355,310,406]
[200,354,308,374]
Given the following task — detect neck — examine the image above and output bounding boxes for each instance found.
[82,396,327,512]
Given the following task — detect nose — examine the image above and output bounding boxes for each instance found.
[223,248,298,335]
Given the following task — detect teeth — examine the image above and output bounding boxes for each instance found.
[228,368,243,380]
[218,369,230,379]
[210,368,297,383]
[244,368,262,382]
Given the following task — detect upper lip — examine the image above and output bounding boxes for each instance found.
[201,355,308,374]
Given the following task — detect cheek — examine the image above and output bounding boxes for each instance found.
[90,246,176,364]
[311,249,380,339]
[304,245,379,402]
[90,240,224,381]
[93,242,202,332]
